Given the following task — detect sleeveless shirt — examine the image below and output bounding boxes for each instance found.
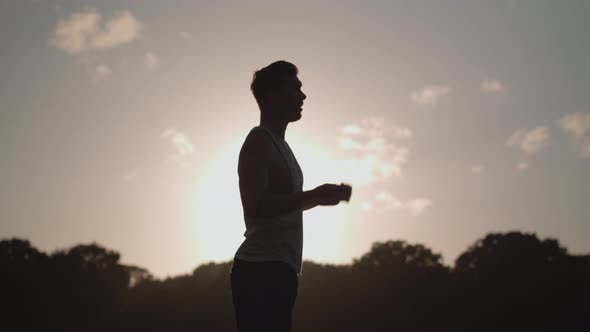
[234,125,305,276]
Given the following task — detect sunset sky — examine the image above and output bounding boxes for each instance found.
[1,0,589,279]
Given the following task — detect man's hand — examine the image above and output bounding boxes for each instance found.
[311,183,352,206]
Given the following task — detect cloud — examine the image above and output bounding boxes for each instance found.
[391,127,413,138]
[360,201,373,211]
[559,112,590,139]
[405,199,433,216]
[50,10,100,54]
[143,52,160,70]
[375,191,403,210]
[367,191,432,216]
[339,118,431,216]
[50,9,141,54]
[338,136,363,150]
[517,162,529,171]
[470,165,485,174]
[559,111,590,158]
[341,119,412,139]
[90,11,141,50]
[480,79,506,93]
[91,63,112,81]
[337,117,411,185]
[341,124,365,135]
[411,85,450,105]
[161,127,194,168]
[506,127,550,155]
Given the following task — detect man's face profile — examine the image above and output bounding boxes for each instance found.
[268,75,307,123]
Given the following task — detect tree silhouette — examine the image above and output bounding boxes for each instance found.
[454,232,589,331]
[345,240,451,331]
[1,238,51,330]
[1,232,588,332]
[124,264,154,287]
[48,243,130,331]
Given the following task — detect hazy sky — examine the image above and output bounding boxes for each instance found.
[1,0,589,278]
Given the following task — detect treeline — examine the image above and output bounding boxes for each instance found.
[1,231,588,331]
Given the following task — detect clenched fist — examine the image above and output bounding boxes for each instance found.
[312,183,352,206]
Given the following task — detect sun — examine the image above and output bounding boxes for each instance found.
[190,131,356,266]
[191,139,245,263]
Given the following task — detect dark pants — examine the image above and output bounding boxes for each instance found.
[230,258,298,332]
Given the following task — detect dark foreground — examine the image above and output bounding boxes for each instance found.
[1,231,588,331]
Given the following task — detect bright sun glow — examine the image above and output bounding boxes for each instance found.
[191,139,244,263]
[190,132,359,265]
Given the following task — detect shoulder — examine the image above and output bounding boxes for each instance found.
[243,127,273,151]
[239,128,274,166]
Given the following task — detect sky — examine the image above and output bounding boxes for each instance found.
[1,0,589,279]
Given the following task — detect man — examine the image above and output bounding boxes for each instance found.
[230,60,352,332]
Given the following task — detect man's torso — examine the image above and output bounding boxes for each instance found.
[239,128,297,227]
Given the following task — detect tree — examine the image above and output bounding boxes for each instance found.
[349,240,451,332]
[49,243,130,331]
[0,238,52,329]
[453,231,588,331]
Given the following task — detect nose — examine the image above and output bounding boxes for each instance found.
[301,91,307,101]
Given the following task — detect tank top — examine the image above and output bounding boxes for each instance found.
[233,125,305,276]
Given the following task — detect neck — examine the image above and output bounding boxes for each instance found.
[259,115,288,140]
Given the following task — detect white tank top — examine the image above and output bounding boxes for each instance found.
[234,125,305,276]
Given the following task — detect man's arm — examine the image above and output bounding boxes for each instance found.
[302,200,318,211]
[238,131,315,219]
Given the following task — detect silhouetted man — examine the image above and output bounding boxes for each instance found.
[230,60,352,332]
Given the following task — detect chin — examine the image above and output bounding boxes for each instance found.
[290,113,303,122]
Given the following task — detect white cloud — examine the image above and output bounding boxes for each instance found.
[143,52,160,70]
[161,127,194,168]
[91,63,112,81]
[411,85,450,106]
[51,10,100,54]
[50,9,141,54]
[375,191,403,210]
[390,127,413,139]
[360,201,373,211]
[361,116,385,128]
[341,118,412,139]
[337,117,411,185]
[559,112,590,159]
[90,11,141,50]
[341,124,366,135]
[470,165,485,174]
[517,162,529,171]
[405,199,433,216]
[559,112,590,139]
[480,79,506,93]
[339,118,430,216]
[506,127,550,155]
[338,136,363,150]
[363,191,432,216]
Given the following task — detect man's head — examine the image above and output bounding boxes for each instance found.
[250,60,307,122]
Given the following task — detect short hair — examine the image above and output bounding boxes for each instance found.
[250,60,298,107]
